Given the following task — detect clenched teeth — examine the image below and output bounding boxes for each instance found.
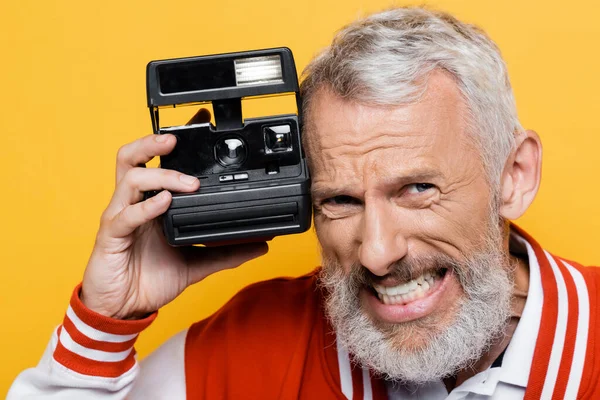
[373,271,440,305]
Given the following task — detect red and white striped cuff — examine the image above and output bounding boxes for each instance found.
[53,284,157,378]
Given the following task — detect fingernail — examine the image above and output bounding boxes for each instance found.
[179,174,198,185]
[155,134,168,143]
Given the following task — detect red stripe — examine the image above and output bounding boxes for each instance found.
[551,256,579,399]
[70,283,157,335]
[563,259,598,400]
[322,322,343,390]
[512,225,559,400]
[62,315,137,353]
[54,326,137,378]
[351,363,363,400]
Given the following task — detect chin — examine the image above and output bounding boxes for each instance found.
[364,293,465,353]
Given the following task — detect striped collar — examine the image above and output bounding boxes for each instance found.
[333,225,593,399]
[513,225,591,400]
[464,225,591,399]
[441,228,543,398]
[493,229,543,388]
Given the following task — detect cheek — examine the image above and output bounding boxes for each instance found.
[402,211,476,260]
[315,216,360,265]
[423,198,494,254]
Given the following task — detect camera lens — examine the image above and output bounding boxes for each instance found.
[264,125,292,154]
[215,137,247,167]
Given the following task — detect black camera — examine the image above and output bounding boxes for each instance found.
[146,48,311,246]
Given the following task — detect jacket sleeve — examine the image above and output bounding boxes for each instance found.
[6,284,186,400]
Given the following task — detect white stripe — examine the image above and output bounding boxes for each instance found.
[67,306,138,343]
[540,250,569,400]
[562,261,590,399]
[362,367,373,400]
[336,339,353,399]
[498,233,544,388]
[59,327,133,362]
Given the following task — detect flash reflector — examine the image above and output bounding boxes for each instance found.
[235,55,283,86]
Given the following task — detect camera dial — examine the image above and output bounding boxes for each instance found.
[215,137,247,167]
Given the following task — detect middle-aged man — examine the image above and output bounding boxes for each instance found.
[8,6,600,400]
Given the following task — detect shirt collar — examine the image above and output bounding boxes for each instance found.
[495,230,543,388]
[451,228,543,396]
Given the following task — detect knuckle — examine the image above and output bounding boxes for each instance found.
[150,168,175,185]
[99,209,111,224]
[120,205,134,222]
[116,144,130,163]
[139,200,152,217]
[136,202,154,225]
[98,210,114,232]
[165,169,181,180]
[123,167,142,185]
[119,205,142,229]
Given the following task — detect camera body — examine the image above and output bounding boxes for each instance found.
[146,48,311,246]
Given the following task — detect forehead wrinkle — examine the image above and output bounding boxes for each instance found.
[318,132,432,158]
[312,130,441,189]
[306,72,469,141]
[313,113,444,176]
[306,88,424,147]
[315,102,436,147]
[316,125,438,179]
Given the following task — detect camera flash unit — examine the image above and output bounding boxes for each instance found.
[235,55,284,86]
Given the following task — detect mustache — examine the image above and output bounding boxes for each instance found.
[320,244,511,303]
[327,253,461,290]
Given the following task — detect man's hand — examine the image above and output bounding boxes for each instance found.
[81,112,268,319]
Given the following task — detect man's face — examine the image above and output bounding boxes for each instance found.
[307,71,513,381]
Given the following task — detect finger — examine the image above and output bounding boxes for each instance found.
[116,134,177,184]
[182,242,269,284]
[106,167,199,216]
[186,108,212,125]
[104,190,172,238]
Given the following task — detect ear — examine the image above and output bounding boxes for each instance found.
[499,130,543,220]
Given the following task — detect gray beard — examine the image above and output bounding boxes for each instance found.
[319,222,514,385]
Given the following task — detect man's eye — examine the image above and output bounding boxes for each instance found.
[322,195,361,206]
[406,183,435,194]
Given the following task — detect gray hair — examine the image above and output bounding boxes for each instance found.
[300,6,523,186]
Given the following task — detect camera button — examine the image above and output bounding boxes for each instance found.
[234,173,249,181]
[219,175,234,182]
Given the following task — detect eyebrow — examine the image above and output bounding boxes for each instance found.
[311,170,441,201]
[311,186,357,202]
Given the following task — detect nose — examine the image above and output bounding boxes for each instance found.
[357,198,408,276]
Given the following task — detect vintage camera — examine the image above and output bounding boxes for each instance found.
[146,48,311,246]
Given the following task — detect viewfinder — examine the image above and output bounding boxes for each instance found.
[264,124,292,153]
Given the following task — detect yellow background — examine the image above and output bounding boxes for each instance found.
[1,0,599,395]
